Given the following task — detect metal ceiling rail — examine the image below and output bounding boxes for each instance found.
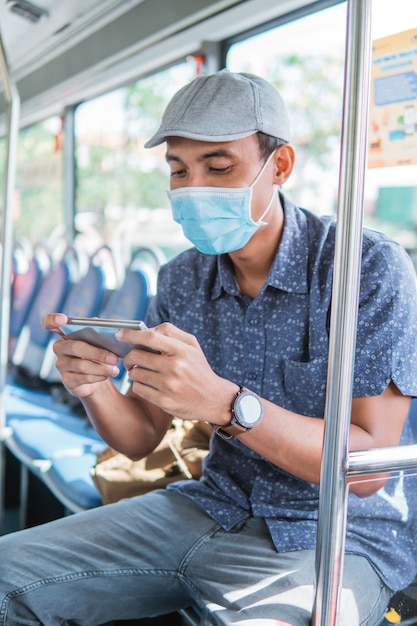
[0,28,20,534]
[312,0,373,624]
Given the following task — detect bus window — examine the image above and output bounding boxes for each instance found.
[226,3,347,217]
[3,116,64,249]
[366,0,417,260]
[226,0,417,259]
[74,60,196,261]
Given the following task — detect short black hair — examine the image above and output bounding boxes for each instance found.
[257,132,287,161]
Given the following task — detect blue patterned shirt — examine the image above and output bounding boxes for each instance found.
[146,195,417,591]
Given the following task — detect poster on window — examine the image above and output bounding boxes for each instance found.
[369,27,417,168]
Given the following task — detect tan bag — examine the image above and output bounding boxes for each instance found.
[90,420,211,504]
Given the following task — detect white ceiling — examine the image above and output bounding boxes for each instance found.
[0,0,318,127]
[0,0,142,80]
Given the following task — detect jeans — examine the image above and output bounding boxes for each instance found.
[0,490,390,625]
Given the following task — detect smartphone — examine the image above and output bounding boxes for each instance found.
[58,317,149,357]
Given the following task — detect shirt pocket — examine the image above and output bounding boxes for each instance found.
[281,356,328,417]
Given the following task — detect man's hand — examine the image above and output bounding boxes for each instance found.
[41,313,121,399]
[117,322,238,425]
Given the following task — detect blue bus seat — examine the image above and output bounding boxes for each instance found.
[5,270,105,424]
[4,395,105,522]
[43,453,103,512]
[97,262,158,391]
[10,252,78,379]
[3,247,109,523]
[5,261,154,428]
[39,261,109,383]
[9,245,50,358]
[6,414,104,465]
[6,245,116,412]
[29,264,158,509]
[99,264,155,322]
[4,260,159,523]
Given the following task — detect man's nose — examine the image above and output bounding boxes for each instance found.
[186,171,206,187]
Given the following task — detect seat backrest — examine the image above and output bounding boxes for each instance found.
[63,264,107,319]
[129,245,166,294]
[11,249,80,378]
[99,264,155,322]
[39,260,109,382]
[9,246,50,354]
[97,264,157,392]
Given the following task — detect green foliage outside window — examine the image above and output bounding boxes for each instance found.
[14,122,64,243]
[1,119,64,248]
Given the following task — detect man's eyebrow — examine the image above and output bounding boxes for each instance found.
[198,149,235,160]
[165,154,181,163]
[165,149,235,163]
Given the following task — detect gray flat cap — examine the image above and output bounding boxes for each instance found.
[144,69,291,148]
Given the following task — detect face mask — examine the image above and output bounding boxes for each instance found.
[167,151,277,255]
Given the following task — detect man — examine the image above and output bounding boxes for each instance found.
[1,69,417,626]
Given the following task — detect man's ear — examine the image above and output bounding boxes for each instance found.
[272,144,295,185]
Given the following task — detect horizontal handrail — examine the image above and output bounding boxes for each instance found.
[347,444,417,477]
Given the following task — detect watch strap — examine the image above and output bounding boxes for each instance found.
[215,421,248,439]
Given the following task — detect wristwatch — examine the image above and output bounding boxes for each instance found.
[215,386,264,439]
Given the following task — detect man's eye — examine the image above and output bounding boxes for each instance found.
[171,169,186,177]
[209,166,233,174]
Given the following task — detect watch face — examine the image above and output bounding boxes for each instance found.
[235,391,263,428]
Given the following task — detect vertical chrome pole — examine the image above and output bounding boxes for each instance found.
[312,1,372,624]
[0,30,20,534]
[63,105,76,245]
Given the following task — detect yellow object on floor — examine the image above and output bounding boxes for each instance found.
[384,607,401,623]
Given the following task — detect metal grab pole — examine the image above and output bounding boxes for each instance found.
[0,30,20,534]
[312,1,373,625]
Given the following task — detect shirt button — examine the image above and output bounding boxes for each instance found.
[249,318,258,325]
[248,372,257,380]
